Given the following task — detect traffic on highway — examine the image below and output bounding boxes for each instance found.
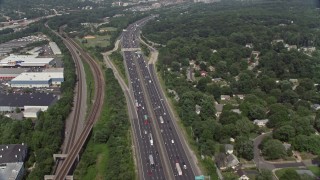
[121,15,197,180]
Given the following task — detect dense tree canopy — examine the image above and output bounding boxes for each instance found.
[142,0,320,170]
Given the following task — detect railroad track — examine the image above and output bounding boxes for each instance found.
[50,30,105,179]
[64,38,83,153]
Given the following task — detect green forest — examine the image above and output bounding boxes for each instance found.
[143,0,320,177]
[0,0,107,20]
[75,69,134,179]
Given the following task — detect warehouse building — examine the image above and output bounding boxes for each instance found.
[10,68,64,88]
[49,42,62,55]
[0,54,54,67]
[0,93,58,113]
[0,143,28,180]
[0,68,29,80]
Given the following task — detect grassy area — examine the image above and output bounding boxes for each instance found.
[99,27,117,32]
[275,168,298,178]
[80,35,111,48]
[81,58,95,114]
[308,166,320,177]
[300,152,317,160]
[109,50,128,85]
[74,141,109,179]
[140,42,150,57]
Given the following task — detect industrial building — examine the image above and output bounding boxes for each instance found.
[26,47,43,56]
[0,68,29,80]
[10,68,64,88]
[0,144,28,180]
[49,42,62,55]
[0,93,58,113]
[0,54,54,67]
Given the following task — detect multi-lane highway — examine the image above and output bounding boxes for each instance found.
[121,16,197,180]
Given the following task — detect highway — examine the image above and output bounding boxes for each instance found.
[124,50,167,180]
[121,16,197,180]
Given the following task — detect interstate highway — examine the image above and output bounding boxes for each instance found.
[124,50,166,180]
[121,16,197,179]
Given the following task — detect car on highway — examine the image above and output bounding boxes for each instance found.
[182,162,187,169]
[171,139,174,144]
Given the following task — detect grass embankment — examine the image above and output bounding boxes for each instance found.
[140,42,150,57]
[109,50,128,85]
[79,35,111,48]
[156,68,219,179]
[81,58,94,115]
[275,168,298,178]
[308,166,320,177]
[74,68,135,180]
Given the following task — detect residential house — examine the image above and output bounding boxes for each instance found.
[287,45,297,51]
[311,104,320,111]
[237,169,250,180]
[289,79,299,85]
[283,143,292,151]
[289,79,299,90]
[208,66,215,72]
[220,95,231,101]
[215,104,224,118]
[200,71,207,77]
[231,109,242,114]
[299,47,316,55]
[0,144,28,180]
[212,78,222,83]
[245,43,253,49]
[271,39,284,45]
[225,144,234,154]
[195,105,201,115]
[189,60,196,68]
[251,51,260,60]
[253,119,269,127]
[215,153,240,170]
[236,94,245,100]
[168,89,180,102]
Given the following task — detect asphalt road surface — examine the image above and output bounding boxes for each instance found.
[121,16,197,180]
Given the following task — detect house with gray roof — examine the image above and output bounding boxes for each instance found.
[215,153,240,170]
[225,144,234,154]
[253,119,269,127]
[215,104,224,118]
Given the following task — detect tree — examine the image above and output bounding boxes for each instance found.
[280,169,301,180]
[235,136,254,160]
[256,169,273,180]
[248,104,267,120]
[273,125,296,142]
[197,78,209,92]
[280,90,299,104]
[262,139,287,160]
[299,78,314,91]
[171,61,180,72]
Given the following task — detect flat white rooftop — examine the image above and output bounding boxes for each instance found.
[0,162,23,180]
[11,72,63,82]
[49,42,62,55]
[0,54,53,67]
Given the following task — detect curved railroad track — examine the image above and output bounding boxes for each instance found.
[48,27,105,179]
